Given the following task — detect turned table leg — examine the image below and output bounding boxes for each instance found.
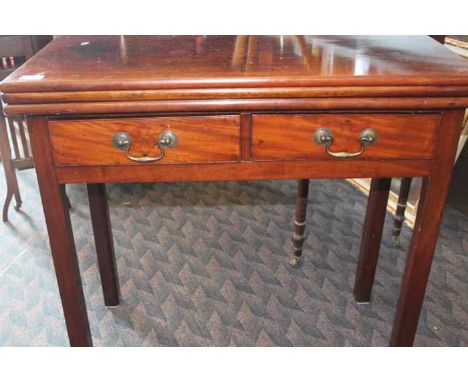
[392,177,413,248]
[28,117,92,346]
[390,110,464,346]
[353,178,391,302]
[290,179,310,268]
[87,183,120,306]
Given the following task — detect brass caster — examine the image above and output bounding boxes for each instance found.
[392,235,402,249]
[356,300,370,305]
[289,255,303,268]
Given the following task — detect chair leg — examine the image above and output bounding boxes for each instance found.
[0,115,20,222]
[290,179,310,268]
[13,185,22,210]
[392,177,413,248]
[2,190,13,222]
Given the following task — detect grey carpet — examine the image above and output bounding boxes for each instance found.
[0,167,467,346]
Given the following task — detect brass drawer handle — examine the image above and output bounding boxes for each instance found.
[112,131,177,163]
[313,128,378,158]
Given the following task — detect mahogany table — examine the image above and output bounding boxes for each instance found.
[1,36,467,347]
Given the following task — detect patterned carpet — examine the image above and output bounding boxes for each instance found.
[0,167,467,346]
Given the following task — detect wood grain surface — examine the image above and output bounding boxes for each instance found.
[2,36,468,94]
[49,115,240,165]
[1,36,468,116]
[252,113,441,160]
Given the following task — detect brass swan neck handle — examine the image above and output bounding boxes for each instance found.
[112,131,177,163]
[313,128,378,158]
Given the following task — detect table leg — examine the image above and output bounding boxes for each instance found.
[392,177,413,248]
[87,183,120,306]
[390,110,464,346]
[390,178,446,345]
[290,179,310,268]
[353,178,391,302]
[28,117,92,346]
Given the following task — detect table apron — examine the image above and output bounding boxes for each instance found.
[54,159,433,184]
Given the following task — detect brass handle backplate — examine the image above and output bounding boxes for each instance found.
[112,131,177,163]
[313,128,378,158]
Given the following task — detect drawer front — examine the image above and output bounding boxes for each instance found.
[49,115,240,165]
[252,114,441,160]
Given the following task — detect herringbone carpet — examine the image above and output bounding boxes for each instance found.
[0,167,467,346]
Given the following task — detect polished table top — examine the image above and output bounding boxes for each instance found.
[2,36,468,116]
[2,35,468,94]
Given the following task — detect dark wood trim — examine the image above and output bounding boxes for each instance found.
[4,97,468,116]
[3,74,468,94]
[54,159,433,185]
[27,116,92,347]
[13,157,34,170]
[5,86,468,104]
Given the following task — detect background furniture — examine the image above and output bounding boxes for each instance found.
[0,35,52,221]
[391,177,413,247]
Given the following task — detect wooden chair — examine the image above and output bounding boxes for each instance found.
[0,111,31,221]
[0,36,52,221]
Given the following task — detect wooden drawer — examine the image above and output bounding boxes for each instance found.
[252,114,441,160]
[49,115,240,166]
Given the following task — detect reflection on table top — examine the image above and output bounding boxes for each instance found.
[2,35,468,93]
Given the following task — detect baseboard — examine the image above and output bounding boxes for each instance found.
[347,178,417,228]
